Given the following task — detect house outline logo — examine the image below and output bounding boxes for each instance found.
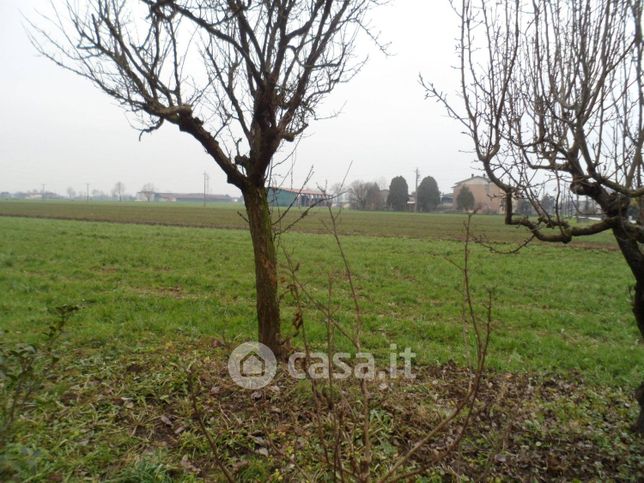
[228,341,277,390]
[240,352,266,377]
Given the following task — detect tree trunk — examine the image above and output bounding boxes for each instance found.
[613,229,644,434]
[243,185,283,359]
[630,280,644,434]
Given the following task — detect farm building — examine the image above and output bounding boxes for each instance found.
[440,193,454,207]
[452,175,505,214]
[268,187,330,208]
[137,192,234,203]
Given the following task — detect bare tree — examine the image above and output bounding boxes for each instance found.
[365,182,384,210]
[349,180,370,210]
[426,0,644,432]
[349,180,382,210]
[30,0,382,358]
[112,181,126,201]
[140,183,156,202]
[66,187,76,200]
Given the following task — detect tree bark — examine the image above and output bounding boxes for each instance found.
[613,229,644,434]
[243,185,283,359]
[630,280,644,434]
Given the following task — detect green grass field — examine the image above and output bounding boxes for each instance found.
[0,204,642,480]
[0,214,640,384]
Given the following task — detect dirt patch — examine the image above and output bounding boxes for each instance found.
[122,351,642,481]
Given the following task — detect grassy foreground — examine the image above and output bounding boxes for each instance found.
[0,213,642,479]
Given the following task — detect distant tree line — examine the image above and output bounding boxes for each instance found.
[1,182,136,202]
[347,174,442,213]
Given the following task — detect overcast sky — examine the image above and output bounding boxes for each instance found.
[0,0,477,198]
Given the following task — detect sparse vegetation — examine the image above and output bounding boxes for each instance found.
[1,304,78,478]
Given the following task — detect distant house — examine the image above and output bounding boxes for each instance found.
[268,187,330,208]
[159,193,233,203]
[15,191,66,201]
[136,192,234,203]
[452,175,504,214]
[332,191,352,208]
[240,353,266,377]
[440,193,454,206]
[406,191,418,211]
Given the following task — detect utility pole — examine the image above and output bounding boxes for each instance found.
[41,184,46,201]
[86,183,90,202]
[414,168,420,213]
[203,172,210,207]
[290,150,296,190]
